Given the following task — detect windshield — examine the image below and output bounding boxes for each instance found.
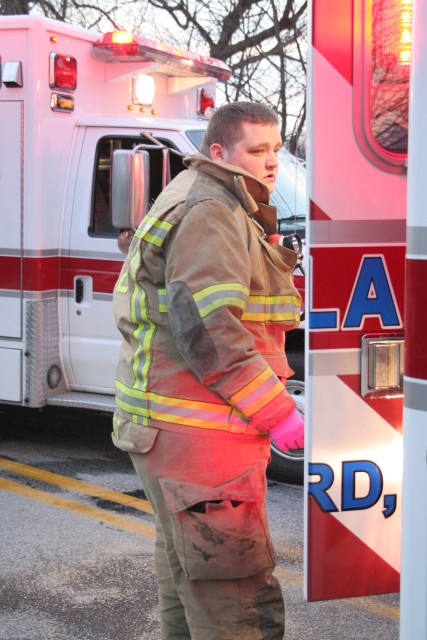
[270,148,307,237]
[185,129,206,150]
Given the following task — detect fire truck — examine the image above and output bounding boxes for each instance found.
[305,0,426,636]
[0,15,306,482]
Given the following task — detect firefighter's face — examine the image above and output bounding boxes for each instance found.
[210,122,282,193]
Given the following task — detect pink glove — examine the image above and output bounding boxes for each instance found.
[269,409,304,452]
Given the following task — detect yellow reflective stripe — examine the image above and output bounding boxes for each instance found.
[116,379,148,401]
[149,409,226,430]
[129,410,259,434]
[134,215,173,247]
[116,396,148,418]
[231,367,271,405]
[130,285,155,390]
[115,269,128,293]
[129,238,142,281]
[249,294,298,304]
[154,391,231,418]
[230,367,283,416]
[114,382,261,433]
[131,414,149,426]
[241,294,301,322]
[158,289,168,313]
[242,379,284,415]
[199,297,246,318]
[193,283,249,301]
[242,311,300,321]
[193,283,249,318]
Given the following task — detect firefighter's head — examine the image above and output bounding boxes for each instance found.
[201,102,282,193]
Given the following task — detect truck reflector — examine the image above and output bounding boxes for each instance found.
[50,93,75,113]
[49,53,77,91]
[92,31,232,81]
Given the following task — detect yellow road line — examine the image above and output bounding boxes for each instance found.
[274,564,304,589]
[0,460,400,622]
[0,456,153,514]
[350,596,400,621]
[0,478,155,538]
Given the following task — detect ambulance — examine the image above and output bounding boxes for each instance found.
[305,0,426,636]
[0,15,306,482]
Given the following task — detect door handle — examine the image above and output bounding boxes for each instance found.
[75,278,84,304]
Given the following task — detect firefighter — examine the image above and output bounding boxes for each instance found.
[112,101,304,640]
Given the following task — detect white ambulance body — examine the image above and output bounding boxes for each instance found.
[306,0,426,629]
[0,15,306,481]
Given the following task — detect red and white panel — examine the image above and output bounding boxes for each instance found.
[400,0,427,634]
[305,0,406,601]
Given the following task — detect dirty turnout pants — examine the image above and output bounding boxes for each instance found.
[129,426,285,640]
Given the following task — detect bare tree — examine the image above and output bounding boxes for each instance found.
[147,0,307,155]
[0,0,146,30]
[1,0,30,14]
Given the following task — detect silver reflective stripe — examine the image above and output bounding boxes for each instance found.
[114,382,260,433]
[311,219,406,245]
[130,282,155,391]
[193,284,249,318]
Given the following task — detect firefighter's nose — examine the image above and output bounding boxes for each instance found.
[267,151,279,168]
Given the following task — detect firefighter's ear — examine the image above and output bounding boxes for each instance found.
[210,143,225,162]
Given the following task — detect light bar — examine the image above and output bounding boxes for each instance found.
[374,0,413,72]
[398,0,413,66]
[92,31,231,81]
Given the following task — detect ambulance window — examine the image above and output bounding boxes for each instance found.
[90,136,185,236]
[364,0,411,160]
[185,129,206,150]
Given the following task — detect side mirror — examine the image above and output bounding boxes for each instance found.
[111,147,150,230]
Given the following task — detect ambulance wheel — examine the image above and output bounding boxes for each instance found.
[267,379,305,485]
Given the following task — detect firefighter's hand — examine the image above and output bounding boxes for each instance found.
[269,409,304,452]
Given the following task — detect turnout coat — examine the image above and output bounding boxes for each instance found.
[112,153,301,447]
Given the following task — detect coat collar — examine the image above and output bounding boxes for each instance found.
[183,153,278,236]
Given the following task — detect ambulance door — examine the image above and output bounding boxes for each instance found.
[0,102,23,402]
[64,126,193,393]
[63,128,132,393]
[305,0,408,601]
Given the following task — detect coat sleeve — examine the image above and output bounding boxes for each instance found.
[164,199,295,432]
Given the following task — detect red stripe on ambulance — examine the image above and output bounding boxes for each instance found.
[405,258,427,381]
[307,498,400,601]
[312,0,353,85]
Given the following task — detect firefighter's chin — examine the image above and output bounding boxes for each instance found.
[264,176,277,193]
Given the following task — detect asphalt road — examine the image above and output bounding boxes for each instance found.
[0,404,400,640]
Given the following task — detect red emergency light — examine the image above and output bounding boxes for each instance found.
[49,52,77,91]
[356,0,413,162]
[372,0,412,81]
[197,88,215,116]
[92,31,232,81]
